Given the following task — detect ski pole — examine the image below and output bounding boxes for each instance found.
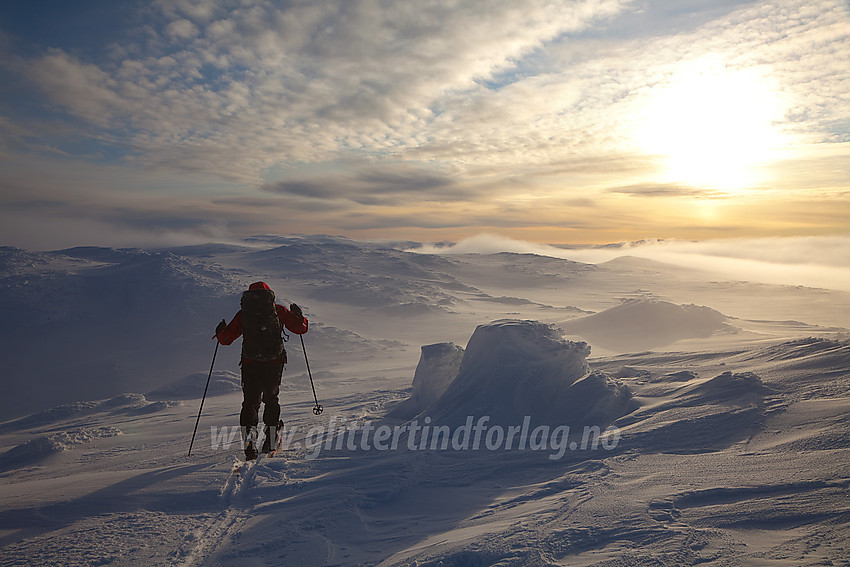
[188,340,219,457]
[300,334,323,415]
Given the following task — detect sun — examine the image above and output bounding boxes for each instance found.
[635,57,788,191]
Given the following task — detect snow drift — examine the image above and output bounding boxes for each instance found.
[388,342,464,420]
[613,369,779,454]
[0,427,122,472]
[146,370,241,400]
[408,320,633,428]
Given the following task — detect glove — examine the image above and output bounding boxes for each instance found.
[289,303,303,319]
[215,319,227,336]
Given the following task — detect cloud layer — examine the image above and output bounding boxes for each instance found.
[15,0,627,179]
[0,0,848,246]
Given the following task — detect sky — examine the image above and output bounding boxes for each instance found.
[0,0,848,250]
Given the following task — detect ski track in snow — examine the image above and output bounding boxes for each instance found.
[176,451,293,567]
[175,459,255,567]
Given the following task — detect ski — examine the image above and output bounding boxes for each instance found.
[261,419,285,458]
[265,420,285,458]
[266,432,284,457]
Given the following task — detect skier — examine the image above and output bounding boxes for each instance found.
[215,282,308,460]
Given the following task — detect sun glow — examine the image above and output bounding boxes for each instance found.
[636,58,788,191]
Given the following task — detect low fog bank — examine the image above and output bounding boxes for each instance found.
[409,233,850,292]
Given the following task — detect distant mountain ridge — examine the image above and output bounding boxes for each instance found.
[2,235,845,419]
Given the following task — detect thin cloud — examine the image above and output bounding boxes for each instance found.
[263,164,458,204]
[264,180,339,200]
[607,183,719,197]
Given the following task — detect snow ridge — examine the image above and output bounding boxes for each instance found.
[404,320,633,428]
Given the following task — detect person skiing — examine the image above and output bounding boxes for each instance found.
[215,281,308,460]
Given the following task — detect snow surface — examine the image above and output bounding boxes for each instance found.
[1,235,849,566]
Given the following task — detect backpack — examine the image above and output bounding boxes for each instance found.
[240,288,284,361]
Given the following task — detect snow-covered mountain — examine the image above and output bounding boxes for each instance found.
[1,235,848,565]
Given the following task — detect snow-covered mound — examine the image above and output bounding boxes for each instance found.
[743,336,850,366]
[421,320,633,427]
[0,394,180,434]
[0,426,121,472]
[0,401,100,433]
[388,342,464,420]
[678,371,770,407]
[660,370,698,382]
[146,370,242,400]
[561,299,731,352]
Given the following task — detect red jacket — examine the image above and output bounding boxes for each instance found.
[216,304,308,361]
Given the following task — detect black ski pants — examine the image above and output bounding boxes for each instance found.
[240,360,284,427]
